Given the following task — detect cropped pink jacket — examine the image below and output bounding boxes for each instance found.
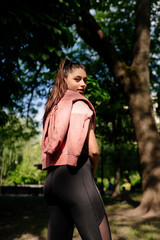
[41,90,96,169]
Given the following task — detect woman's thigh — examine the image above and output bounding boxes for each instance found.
[47,203,74,240]
[44,169,74,240]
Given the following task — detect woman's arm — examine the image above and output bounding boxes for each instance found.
[87,120,100,176]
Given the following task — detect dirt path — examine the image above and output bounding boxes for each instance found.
[73,201,160,240]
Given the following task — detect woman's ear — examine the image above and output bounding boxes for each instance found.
[63,78,68,89]
[63,78,67,85]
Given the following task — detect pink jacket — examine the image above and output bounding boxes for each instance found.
[41,90,96,169]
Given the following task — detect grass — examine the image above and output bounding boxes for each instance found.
[0,193,160,240]
[0,196,48,240]
[103,193,160,240]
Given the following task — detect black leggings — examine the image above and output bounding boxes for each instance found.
[44,156,112,240]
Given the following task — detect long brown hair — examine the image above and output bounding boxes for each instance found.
[43,58,85,127]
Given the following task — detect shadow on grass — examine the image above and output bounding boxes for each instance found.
[1,193,159,240]
[132,217,160,233]
[0,196,48,240]
[103,191,140,208]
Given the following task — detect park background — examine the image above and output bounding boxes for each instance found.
[0,0,160,239]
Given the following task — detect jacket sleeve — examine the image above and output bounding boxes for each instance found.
[43,101,72,154]
[66,100,93,157]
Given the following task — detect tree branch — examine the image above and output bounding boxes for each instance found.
[76,10,122,78]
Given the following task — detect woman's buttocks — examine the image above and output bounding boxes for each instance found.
[43,154,91,204]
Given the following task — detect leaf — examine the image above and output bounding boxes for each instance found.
[41,54,50,61]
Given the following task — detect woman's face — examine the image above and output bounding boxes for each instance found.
[65,68,87,94]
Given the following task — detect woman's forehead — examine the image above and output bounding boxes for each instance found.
[70,68,87,77]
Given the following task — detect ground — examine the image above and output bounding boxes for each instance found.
[0,193,160,240]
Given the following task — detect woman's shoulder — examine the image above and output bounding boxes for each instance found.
[72,100,92,114]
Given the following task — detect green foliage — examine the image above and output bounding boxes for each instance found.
[93,0,135,64]
[0,0,76,118]
[85,75,110,108]
[97,143,140,179]
[150,1,160,97]
[8,139,39,184]
[1,0,160,115]
[129,171,141,186]
[2,136,46,185]
[96,177,109,190]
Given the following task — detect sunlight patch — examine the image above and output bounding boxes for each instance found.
[14,233,39,240]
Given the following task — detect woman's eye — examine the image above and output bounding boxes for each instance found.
[74,78,80,81]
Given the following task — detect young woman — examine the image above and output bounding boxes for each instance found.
[42,58,112,240]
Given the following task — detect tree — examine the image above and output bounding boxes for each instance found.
[76,0,160,216]
[2,136,46,185]
[0,113,40,184]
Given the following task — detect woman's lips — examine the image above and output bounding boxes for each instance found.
[78,89,84,92]
[78,89,84,94]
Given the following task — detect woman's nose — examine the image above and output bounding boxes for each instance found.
[81,80,86,86]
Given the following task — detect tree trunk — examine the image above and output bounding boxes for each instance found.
[100,140,104,195]
[77,0,160,215]
[111,164,121,198]
[111,118,121,198]
[126,0,160,216]
[128,72,160,216]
